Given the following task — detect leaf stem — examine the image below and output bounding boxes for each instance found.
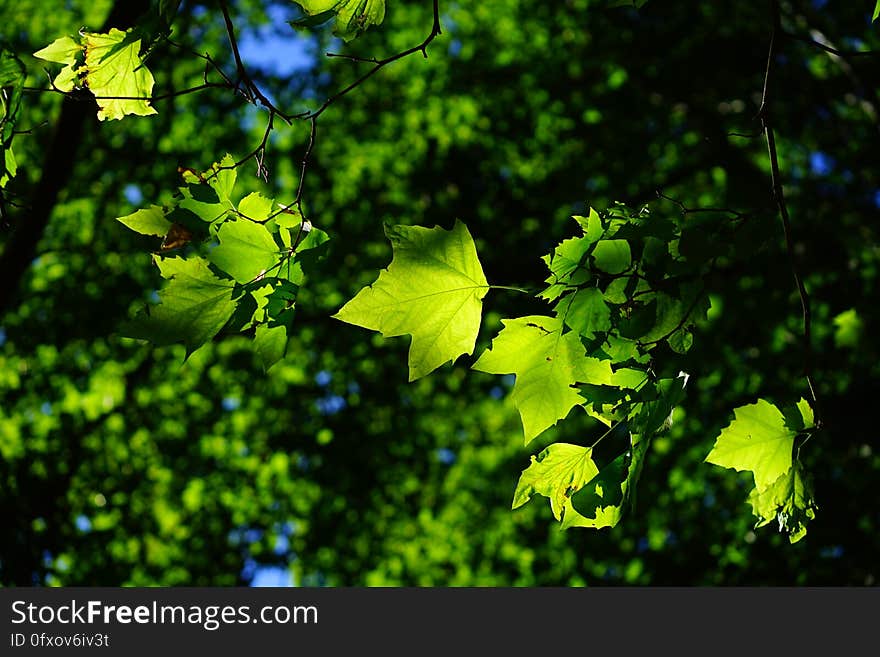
[488,284,533,295]
[590,419,622,450]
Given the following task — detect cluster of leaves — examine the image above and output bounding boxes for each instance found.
[117,155,329,371]
[333,203,819,540]
[706,399,818,543]
[33,28,158,121]
[0,44,25,194]
[290,0,387,42]
[481,205,708,529]
[13,0,832,553]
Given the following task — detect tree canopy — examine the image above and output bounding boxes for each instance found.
[0,0,878,586]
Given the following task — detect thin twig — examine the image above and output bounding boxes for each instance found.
[783,30,880,59]
[759,0,821,425]
[291,0,443,214]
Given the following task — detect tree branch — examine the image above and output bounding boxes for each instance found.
[759,0,821,425]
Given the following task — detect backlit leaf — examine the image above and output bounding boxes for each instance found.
[512,443,599,521]
[335,220,488,381]
[209,218,281,284]
[122,256,236,354]
[747,461,817,544]
[705,399,795,490]
[291,0,386,41]
[83,29,157,121]
[116,205,172,237]
[473,315,613,443]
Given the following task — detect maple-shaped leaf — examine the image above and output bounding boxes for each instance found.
[473,315,613,443]
[35,29,157,120]
[334,220,488,381]
[512,443,599,521]
[122,256,236,355]
[209,218,281,284]
[747,460,817,544]
[705,399,797,490]
[84,29,157,120]
[291,0,386,41]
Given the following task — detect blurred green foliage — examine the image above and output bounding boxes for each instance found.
[0,0,878,586]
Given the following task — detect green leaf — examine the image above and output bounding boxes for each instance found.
[573,208,604,243]
[513,443,599,523]
[782,397,816,434]
[33,36,81,65]
[33,37,81,92]
[473,315,613,443]
[0,47,22,188]
[206,154,237,205]
[747,461,817,544]
[705,399,796,490]
[543,235,592,282]
[253,324,288,372]
[83,29,157,121]
[667,327,693,354]
[117,205,172,237]
[1,146,15,188]
[591,239,631,274]
[555,287,611,338]
[335,220,488,381]
[209,218,282,284]
[566,436,648,529]
[874,1,880,22]
[238,192,274,222]
[629,374,688,436]
[291,0,386,41]
[796,398,814,430]
[122,256,236,355]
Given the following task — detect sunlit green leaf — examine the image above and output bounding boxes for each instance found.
[291,0,386,41]
[748,461,817,544]
[567,436,648,529]
[473,315,613,443]
[513,443,599,520]
[32,35,80,64]
[122,256,236,354]
[117,205,172,237]
[705,399,795,490]
[335,220,488,381]
[591,239,631,274]
[83,29,157,121]
[238,192,274,222]
[209,218,282,284]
